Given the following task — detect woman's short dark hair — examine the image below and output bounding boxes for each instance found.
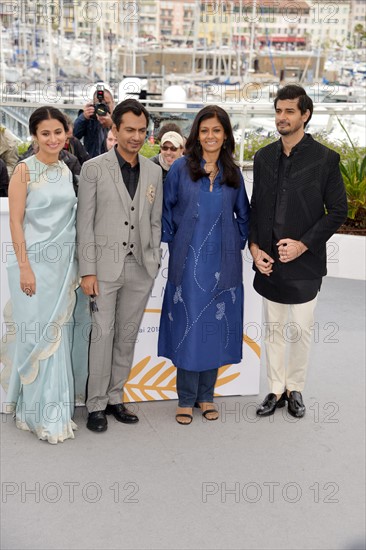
[185,105,240,188]
[274,84,313,127]
[112,99,149,130]
[29,106,68,136]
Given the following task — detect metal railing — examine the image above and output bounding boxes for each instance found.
[1,99,365,166]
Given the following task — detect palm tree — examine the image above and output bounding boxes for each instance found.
[354,24,366,49]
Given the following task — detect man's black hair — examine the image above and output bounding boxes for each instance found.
[112,99,149,130]
[274,85,313,128]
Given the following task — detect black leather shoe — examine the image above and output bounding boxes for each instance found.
[105,403,139,424]
[87,411,108,432]
[287,391,306,418]
[256,392,287,417]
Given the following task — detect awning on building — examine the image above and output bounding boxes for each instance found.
[258,36,306,43]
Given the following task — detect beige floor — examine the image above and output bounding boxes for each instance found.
[1,277,365,550]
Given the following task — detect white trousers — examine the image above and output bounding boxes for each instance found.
[262,296,318,394]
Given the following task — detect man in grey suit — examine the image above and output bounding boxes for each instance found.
[77,99,163,432]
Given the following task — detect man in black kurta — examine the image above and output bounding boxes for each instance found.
[249,85,347,418]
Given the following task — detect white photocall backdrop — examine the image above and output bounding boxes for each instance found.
[0,197,261,410]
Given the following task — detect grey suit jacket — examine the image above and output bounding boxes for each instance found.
[76,147,163,281]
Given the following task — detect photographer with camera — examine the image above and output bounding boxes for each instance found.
[73,84,115,158]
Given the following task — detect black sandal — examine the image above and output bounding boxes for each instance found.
[175,413,193,425]
[202,409,219,421]
[195,402,219,421]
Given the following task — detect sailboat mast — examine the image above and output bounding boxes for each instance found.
[247,0,257,76]
[47,12,56,83]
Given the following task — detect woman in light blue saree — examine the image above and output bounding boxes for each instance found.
[2,107,89,444]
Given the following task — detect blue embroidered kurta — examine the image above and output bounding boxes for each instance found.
[158,157,250,372]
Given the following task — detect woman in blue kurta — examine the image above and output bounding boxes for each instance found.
[1,107,89,443]
[158,105,250,424]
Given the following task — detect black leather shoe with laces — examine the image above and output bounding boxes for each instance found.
[87,411,108,432]
[105,403,139,424]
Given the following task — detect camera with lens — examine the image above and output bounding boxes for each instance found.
[93,84,110,117]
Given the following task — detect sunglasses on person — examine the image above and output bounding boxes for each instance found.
[161,145,179,152]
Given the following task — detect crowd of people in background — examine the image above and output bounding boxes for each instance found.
[1,84,347,443]
[0,93,188,196]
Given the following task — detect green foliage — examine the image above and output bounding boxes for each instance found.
[240,128,366,226]
[17,140,161,159]
[239,130,366,164]
[17,142,31,156]
[311,131,366,159]
[340,154,366,220]
[336,117,366,224]
[239,132,278,160]
[140,142,160,158]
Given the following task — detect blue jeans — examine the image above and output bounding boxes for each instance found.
[176,368,218,407]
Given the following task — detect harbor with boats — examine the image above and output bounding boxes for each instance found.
[0,0,365,147]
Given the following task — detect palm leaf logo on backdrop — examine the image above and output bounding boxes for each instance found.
[124,357,176,402]
[124,335,260,403]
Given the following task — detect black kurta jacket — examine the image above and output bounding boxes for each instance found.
[249,134,347,280]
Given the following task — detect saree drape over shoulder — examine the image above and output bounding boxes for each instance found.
[1,156,89,444]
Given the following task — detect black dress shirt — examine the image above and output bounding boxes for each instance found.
[115,146,140,200]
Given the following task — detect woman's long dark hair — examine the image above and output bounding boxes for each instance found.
[185,105,240,188]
